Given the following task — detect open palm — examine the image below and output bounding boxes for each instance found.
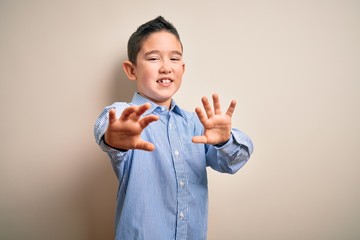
[192,94,236,145]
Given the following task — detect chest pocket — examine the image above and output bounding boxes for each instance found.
[182,141,207,184]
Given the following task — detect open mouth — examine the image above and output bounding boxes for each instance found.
[156,79,173,84]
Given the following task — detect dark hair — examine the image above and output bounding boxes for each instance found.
[127,16,182,64]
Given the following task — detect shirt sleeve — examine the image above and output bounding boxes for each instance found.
[205,128,254,174]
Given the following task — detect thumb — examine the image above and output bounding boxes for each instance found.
[108,109,117,124]
[192,136,207,144]
[135,141,156,151]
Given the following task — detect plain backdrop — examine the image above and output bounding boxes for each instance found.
[1,0,359,239]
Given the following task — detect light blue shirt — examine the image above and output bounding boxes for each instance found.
[94,93,253,240]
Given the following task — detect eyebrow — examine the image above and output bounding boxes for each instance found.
[144,50,183,56]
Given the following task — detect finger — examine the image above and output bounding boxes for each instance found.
[136,103,151,117]
[212,93,222,115]
[130,103,152,122]
[192,136,208,144]
[108,109,117,124]
[225,100,237,117]
[195,107,208,125]
[201,96,214,118]
[120,106,138,121]
[139,115,159,129]
[135,140,156,151]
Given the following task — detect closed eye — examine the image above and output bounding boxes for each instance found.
[170,55,182,61]
[148,57,160,61]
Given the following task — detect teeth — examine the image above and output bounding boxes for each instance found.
[157,79,172,83]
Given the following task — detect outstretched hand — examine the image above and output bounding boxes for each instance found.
[104,103,159,151]
[192,94,236,145]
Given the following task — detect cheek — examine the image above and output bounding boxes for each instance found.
[141,66,158,78]
[175,63,185,73]
[175,67,185,78]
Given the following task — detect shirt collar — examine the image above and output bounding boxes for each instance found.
[131,92,185,119]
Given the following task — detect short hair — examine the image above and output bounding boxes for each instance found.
[127,16,182,64]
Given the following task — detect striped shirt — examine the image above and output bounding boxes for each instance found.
[94,92,253,240]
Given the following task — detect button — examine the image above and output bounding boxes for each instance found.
[169,123,172,129]
[179,180,185,188]
[174,150,179,156]
[179,211,184,220]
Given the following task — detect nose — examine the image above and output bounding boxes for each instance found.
[159,60,172,74]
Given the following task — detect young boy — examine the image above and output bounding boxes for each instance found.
[94,16,253,240]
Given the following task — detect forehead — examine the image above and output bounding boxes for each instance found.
[140,31,183,53]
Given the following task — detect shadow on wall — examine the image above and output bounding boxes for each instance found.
[108,57,137,103]
[79,56,136,239]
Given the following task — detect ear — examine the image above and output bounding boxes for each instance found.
[122,60,137,81]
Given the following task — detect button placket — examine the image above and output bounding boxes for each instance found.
[168,113,188,238]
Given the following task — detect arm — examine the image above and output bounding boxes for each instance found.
[206,129,253,174]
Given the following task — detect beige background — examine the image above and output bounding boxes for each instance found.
[1,0,359,239]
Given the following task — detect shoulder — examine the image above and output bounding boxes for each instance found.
[181,108,197,119]
[107,101,131,109]
[102,101,132,118]
[177,107,201,126]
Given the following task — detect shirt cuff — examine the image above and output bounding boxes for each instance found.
[213,133,239,155]
[214,129,253,156]
[100,135,129,153]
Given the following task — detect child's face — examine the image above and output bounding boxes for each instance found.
[132,31,185,108]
